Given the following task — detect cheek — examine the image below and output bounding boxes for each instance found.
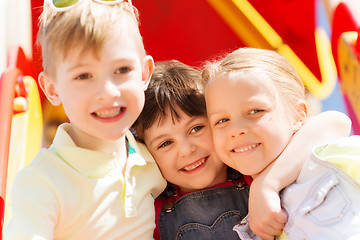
[59,92,82,114]
[213,137,226,162]
[266,125,293,158]
[212,129,225,149]
[58,86,89,107]
[158,161,177,183]
[153,152,175,175]
[125,84,145,108]
[201,131,215,148]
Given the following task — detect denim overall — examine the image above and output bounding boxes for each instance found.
[158,182,249,240]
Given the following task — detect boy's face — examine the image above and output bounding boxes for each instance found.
[206,72,298,177]
[40,32,153,149]
[143,107,228,192]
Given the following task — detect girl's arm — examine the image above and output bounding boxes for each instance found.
[249,111,352,240]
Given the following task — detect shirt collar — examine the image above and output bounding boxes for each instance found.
[49,123,155,179]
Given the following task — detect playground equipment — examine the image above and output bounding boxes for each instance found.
[332,0,360,134]
[0,46,42,239]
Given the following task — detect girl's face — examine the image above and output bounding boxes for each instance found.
[206,72,299,177]
[143,107,228,192]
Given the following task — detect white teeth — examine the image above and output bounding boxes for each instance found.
[94,107,122,118]
[183,158,206,171]
[233,144,258,153]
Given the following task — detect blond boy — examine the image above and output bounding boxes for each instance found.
[5,1,166,239]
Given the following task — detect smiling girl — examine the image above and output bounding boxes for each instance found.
[133,59,351,240]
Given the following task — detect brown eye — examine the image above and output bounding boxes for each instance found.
[75,73,92,80]
[158,140,173,149]
[115,67,131,74]
[190,125,204,134]
[249,109,264,114]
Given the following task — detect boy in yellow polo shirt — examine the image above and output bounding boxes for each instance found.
[5,0,166,239]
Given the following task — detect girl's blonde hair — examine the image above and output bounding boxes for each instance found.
[37,1,145,78]
[203,47,306,115]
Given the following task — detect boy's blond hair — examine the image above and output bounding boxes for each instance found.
[203,47,305,116]
[37,0,145,79]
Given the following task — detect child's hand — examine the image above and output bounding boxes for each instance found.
[249,179,287,240]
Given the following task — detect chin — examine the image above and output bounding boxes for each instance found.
[236,167,256,176]
[102,134,126,142]
[196,179,216,190]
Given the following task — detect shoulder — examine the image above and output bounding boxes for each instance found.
[126,130,155,163]
[314,135,360,158]
[8,149,62,228]
[10,146,83,201]
[13,148,58,183]
[126,130,167,197]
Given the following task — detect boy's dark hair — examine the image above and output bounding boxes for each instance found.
[134,60,206,139]
[133,60,244,198]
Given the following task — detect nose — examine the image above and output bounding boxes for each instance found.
[230,120,247,138]
[177,140,196,158]
[97,78,121,100]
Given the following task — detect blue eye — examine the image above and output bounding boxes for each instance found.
[216,118,229,125]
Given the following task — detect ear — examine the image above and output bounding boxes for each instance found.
[141,55,155,91]
[292,100,308,133]
[38,72,62,106]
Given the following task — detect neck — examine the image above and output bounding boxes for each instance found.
[68,126,127,154]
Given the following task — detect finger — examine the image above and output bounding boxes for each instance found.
[256,230,276,240]
[275,208,288,224]
[254,224,282,239]
[263,226,283,236]
[250,220,282,237]
[270,220,285,231]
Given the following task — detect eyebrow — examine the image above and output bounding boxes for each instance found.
[67,63,91,72]
[148,116,207,147]
[112,57,137,65]
[149,134,168,148]
[67,56,137,72]
[207,110,221,121]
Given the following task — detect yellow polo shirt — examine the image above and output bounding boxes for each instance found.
[5,123,166,240]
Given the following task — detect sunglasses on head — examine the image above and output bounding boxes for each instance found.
[44,0,132,11]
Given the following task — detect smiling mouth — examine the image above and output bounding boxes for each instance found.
[92,107,125,118]
[182,157,207,172]
[233,143,260,153]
